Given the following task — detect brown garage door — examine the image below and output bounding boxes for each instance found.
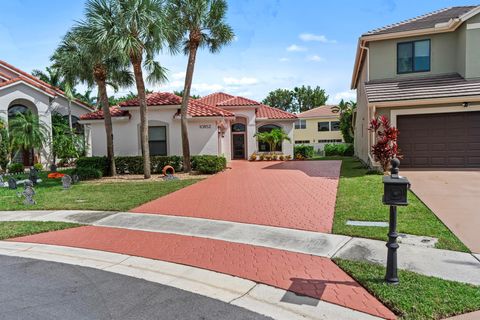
[397,112,480,168]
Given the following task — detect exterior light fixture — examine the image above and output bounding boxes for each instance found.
[463,102,469,108]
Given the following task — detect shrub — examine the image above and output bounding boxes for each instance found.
[76,157,109,176]
[191,155,226,174]
[249,153,257,161]
[74,167,103,180]
[369,116,401,172]
[294,145,314,159]
[33,163,44,171]
[115,156,183,174]
[324,143,354,156]
[8,163,24,173]
[285,155,292,160]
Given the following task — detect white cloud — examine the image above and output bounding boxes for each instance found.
[299,33,336,43]
[192,83,224,92]
[329,90,357,104]
[171,72,185,80]
[286,44,307,52]
[223,77,259,86]
[306,55,325,62]
[278,57,289,62]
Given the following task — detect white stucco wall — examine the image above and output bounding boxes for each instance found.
[87,107,220,157]
[0,82,91,166]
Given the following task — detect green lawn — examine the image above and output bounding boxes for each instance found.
[327,157,468,252]
[335,259,480,320]
[0,221,81,240]
[0,171,200,211]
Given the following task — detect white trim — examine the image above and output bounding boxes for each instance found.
[390,104,480,126]
[0,80,55,98]
[78,116,130,124]
[467,22,480,30]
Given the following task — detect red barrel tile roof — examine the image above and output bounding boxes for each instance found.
[117,92,234,118]
[80,107,130,120]
[257,104,297,119]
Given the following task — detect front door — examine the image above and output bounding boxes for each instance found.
[232,134,245,159]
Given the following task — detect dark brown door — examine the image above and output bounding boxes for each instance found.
[397,111,480,168]
[232,134,245,159]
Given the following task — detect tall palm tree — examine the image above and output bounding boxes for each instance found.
[52,25,133,176]
[9,111,49,163]
[85,0,167,179]
[166,0,234,172]
[31,67,66,90]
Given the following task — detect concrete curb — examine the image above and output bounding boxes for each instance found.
[0,241,381,320]
[1,210,479,286]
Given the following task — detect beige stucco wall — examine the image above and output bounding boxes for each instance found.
[293,116,344,152]
[465,13,480,79]
[369,32,458,81]
[354,66,370,164]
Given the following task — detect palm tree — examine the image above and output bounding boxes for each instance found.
[166,0,234,172]
[255,128,291,154]
[331,100,357,143]
[85,0,167,179]
[52,25,133,176]
[9,111,49,163]
[31,67,66,90]
[76,89,97,106]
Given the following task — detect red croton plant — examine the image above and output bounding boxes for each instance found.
[369,115,402,172]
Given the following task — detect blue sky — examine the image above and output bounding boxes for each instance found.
[1,0,478,103]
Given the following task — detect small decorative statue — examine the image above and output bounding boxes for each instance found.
[21,180,36,205]
[62,174,72,189]
[50,163,58,173]
[29,167,39,185]
[8,177,17,190]
[72,174,80,184]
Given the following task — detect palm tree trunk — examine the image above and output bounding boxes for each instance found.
[132,59,151,179]
[68,100,73,130]
[180,45,199,173]
[96,78,116,176]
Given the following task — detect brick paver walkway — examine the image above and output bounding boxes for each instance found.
[11,226,395,319]
[131,160,341,233]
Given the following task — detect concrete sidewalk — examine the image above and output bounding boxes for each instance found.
[1,210,479,286]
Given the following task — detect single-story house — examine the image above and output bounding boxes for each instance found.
[0,60,92,166]
[352,5,480,168]
[80,92,296,160]
[293,106,344,152]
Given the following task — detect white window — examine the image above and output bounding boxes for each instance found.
[295,119,306,129]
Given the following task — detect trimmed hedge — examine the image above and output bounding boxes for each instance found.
[8,163,24,173]
[294,145,315,159]
[324,143,354,156]
[191,155,227,174]
[76,155,225,175]
[74,167,103,180]
[76,157,109,175]
[115,156,183,174]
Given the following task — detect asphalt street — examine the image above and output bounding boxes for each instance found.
[0,255,271,320]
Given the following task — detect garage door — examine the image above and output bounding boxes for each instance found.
[397,111,480,168]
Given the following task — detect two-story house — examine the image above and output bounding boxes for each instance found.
[293,106,344,152]
[352,6,480,168]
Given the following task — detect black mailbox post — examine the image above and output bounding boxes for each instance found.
[382,158,410,284]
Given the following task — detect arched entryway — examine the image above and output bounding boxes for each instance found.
[231,119,247,159]
[257,124,282,152]
[8,102,37,166]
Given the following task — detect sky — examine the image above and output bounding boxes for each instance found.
[1,0,478,104]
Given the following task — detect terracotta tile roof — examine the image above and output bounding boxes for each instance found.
[365,73,480,103]
[118,92,234,118]
[297,106,339,118]
[217,96,261,107]
[196,92,235,106]
[80,107,130,120]
[364,6,478,36]
[0,60,92,109]
[256,105,297,119]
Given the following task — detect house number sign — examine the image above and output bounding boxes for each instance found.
[199,124,212,129]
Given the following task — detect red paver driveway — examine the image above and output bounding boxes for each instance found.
[131,160,341,233]
[12,226,395,319]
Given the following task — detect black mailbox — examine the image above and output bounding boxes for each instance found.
[382,158,410,206]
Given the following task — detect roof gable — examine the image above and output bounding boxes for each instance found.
[196,92,235,106]
[297,106,338,118]
[217,96,261,107]
[256,105,297,120]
